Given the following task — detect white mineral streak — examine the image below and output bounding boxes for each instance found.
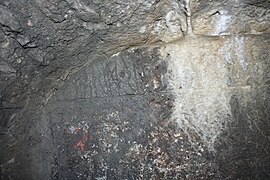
[178,0,194,36]
[185,0,194,36]
[213,10,232,35]
[161,39,233,150]
[235,36,248,70]
[220,35,248,70]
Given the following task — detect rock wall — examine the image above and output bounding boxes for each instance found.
[0,0,269,179]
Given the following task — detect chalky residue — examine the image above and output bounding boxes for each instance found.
[161,39,233,150]
[220,35,248,70]
[235,36,248,70]
[213,10,232,35]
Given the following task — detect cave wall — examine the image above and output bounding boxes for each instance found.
[0,0,269,179]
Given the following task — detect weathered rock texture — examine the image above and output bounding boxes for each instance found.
[0,0,269,179]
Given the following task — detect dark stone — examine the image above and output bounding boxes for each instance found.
[0,0,269,179]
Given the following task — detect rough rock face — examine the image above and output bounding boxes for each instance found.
[0,0,269,179]
[192,0,270,35]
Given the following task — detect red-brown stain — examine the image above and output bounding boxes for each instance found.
[74,130,89,152]
[67,126,90,152]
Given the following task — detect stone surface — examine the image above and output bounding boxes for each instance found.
[0,1,185,178]
[0,0,269,179]
[42,48,218,179]
[18,34,268,179]
[163,35,270,179]
[192,0,270,35]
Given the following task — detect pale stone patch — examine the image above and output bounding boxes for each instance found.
[161,38,233,150]
[213,10,232,35]
[139,26,146,33]
[220,35,248,70]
